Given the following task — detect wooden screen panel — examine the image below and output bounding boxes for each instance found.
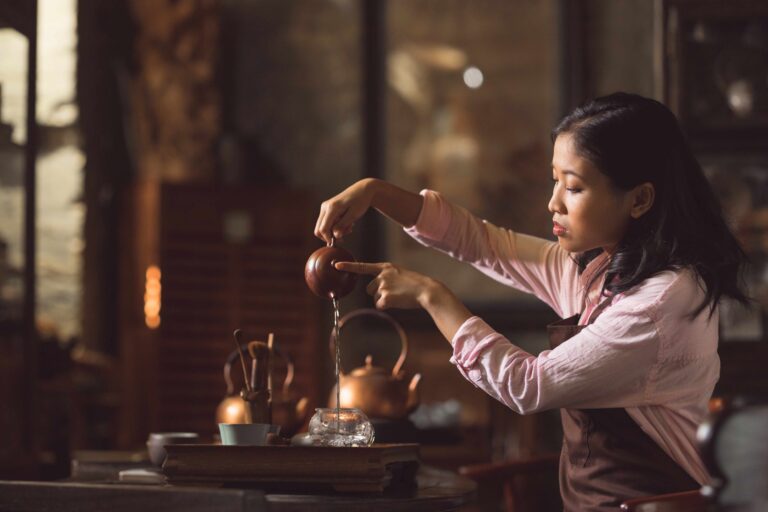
[149,184,320,437]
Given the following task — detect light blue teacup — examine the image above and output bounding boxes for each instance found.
[218,423,276,446]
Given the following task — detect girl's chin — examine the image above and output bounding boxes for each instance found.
[556,238,586,253]
[558,238,608,255]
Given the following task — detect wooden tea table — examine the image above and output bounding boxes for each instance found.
[0,452,477,512]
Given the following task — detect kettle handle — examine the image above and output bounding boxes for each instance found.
[224,343,295,395]
[330,308,408,376]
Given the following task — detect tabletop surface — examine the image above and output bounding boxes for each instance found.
[0,453,477,512]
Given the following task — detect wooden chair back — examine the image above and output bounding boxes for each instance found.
[622,395,768,512]
[698,396,768,508]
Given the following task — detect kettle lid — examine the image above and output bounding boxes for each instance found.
[349,355,388,377]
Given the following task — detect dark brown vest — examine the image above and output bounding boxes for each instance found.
[547,304,698,511]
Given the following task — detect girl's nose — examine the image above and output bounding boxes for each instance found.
[548,188,564,214]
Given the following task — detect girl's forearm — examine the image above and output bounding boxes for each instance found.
[365,179,470,340]
[366,178,424,228]
[418,279,473,344]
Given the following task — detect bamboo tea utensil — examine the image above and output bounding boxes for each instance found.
[246,341,272,424]
[232,329,251,392]
[267,333,274,398]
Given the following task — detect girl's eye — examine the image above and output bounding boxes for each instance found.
[552,178,581,193]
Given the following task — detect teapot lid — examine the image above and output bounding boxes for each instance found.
[349,355,388,377]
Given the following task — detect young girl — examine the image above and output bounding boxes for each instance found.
[314,92,749,510]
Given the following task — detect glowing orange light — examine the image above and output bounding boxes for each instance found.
[144,265,161,329]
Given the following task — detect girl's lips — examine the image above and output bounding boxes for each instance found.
[553,222,566,236]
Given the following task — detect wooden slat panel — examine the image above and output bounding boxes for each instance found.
[150,184,319,437]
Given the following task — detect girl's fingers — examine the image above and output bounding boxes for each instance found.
[340,224,354,237]
[314,204,329,243]
[316,202,354,243]
[333,207,357,239]
[366,278,379,296]
[313,204,322,238]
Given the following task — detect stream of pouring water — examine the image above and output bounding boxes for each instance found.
[332,295,341,432]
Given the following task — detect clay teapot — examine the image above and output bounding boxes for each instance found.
[328,309,422,420]
[304,237,358,299]
[216,343,309,437]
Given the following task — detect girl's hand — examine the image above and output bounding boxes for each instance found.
[336,260,473,342]
[314,179,376,244]
[334,261,435,310]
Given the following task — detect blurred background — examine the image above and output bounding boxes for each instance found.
[1,0,767,496]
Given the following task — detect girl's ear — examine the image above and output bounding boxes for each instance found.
[630,183,655,219]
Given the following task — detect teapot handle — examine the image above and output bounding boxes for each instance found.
[224,343,295,395]
[330,308,408,376]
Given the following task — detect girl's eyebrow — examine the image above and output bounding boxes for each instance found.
[552,166,584,179]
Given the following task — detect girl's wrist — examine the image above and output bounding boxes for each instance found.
[418,278,473,342]
[362,178,382,205]
[418,278,448,310]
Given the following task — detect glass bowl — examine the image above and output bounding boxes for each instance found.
[307,407,374,447]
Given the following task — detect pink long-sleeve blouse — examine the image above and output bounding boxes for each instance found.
[404,189,719,485]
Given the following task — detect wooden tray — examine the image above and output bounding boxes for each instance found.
[162,443,420,493]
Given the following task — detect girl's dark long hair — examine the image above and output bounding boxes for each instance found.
[552,92,749,318]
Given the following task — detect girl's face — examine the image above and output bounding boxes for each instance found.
[548,133,636,254]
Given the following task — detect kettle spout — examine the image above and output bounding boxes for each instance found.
[406,373,422,413]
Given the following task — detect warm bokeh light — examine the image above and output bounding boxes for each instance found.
[146,266,161,281]
[144,265,161,329]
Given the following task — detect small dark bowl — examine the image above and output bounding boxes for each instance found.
[146,432,199,466]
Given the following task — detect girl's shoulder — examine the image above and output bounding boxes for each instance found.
[618,267,706,320]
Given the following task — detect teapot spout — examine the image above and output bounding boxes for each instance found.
[406,373,422,413]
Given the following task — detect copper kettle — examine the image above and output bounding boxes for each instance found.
[216,342,309,437]
[328,309,422,420]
